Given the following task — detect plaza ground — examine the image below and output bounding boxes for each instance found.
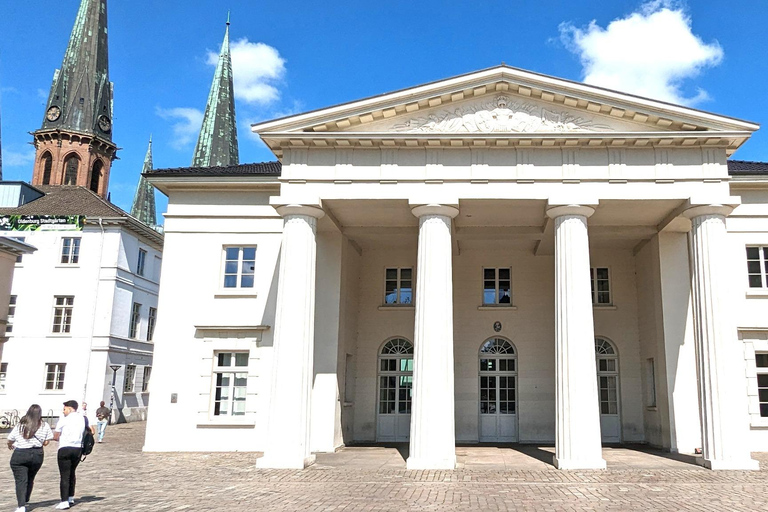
[1,422,767,511]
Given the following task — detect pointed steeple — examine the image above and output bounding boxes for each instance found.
[40,0,113,140]
[131,137,157,227]
[192,16,239,167]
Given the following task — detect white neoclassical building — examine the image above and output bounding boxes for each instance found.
[144,66,768,471]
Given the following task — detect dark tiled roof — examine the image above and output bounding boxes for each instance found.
[728,160,768,175]
[147,161,281,177]
[0,186,128,217]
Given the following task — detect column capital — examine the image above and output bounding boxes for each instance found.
[410,203,459,219]
[271,198,325,219]
[682,204,734,219]
[546,204,596,219]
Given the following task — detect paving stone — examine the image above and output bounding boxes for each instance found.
[1,422,767,511]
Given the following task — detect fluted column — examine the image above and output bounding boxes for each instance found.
[257,204,325,469]
[547,204,606,470]
[683,205,759,470]
[407,203,459,470]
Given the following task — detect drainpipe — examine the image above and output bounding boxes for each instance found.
[82,218,106,404]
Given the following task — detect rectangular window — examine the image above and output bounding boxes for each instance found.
[52,296,74,334]
[384,267,413,304]
[44,363,66,390]
[129,302,141,339]
[0,363,7,391]
[137,249,147,276]
[142,366,152,392]
[60,237,81,264]
[212,352,248,416]
[14,237,25,263]
[747,247,768,289]
[222,247,256,288]
[757,353,768,417]
[124,364,136,393]
[590,267,611,305]
[6,295,16,334]
[646,358,657,408]
[483,268,512,305]
[147,307,157,341]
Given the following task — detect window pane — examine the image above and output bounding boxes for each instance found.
[241,260,255,274]
[756,354,768,368]
[758,374,768,387]
[400,288,412,304]
[234,353,249,367]
[223,275,237,288]
[749,275,763,288]
[242,248,256,260]
[225,261,238,274]
[597,268,609,279]
[759,389,768,402]
[747,247,760,259]
[240,275,254,288]
[483,288,495,305]
[400,268,412,280]
[386,268,397,280]
[761,404,768,418]
[498,268,510,280]
[226,248,239,260]
[218,353,232,367]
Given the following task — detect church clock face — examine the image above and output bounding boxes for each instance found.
[98,115,112,133]
[46,106,61,122]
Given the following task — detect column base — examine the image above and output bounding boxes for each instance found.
[553,456,606,470]
[256,453,316,470]
[698,457,760,471]
[406,455,456,470]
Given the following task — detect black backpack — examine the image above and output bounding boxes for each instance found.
[81,417,95,461]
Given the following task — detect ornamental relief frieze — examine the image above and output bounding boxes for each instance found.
[380,95,615,134]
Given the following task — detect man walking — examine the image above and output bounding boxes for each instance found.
[95,401,111,443]
[53,400,85,510]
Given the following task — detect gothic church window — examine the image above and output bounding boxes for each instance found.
[63,154,80,185]
[41,152,53,185]
[90,160,103,193]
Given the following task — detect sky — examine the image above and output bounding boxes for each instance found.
[1,0,768,220]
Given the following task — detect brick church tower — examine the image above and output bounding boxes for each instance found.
[31,0,116,198]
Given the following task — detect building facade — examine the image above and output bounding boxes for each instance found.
[145,66,767,471]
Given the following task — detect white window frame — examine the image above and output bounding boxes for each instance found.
[124,364,136,393]
[6,295,16,334]
[383,267,413,305]
[756,353,768,419]
[590,267,612,305]
[482,267,512,306]
[129,302,141,339]
[137,248,147,277]
[52,296,74,334]
[142,366,152,393]
[147,307,157,341]
[0,363,7,392]
[211,352,249,417]
[222,247,256,289]
[44,363,66,391]
[60,237,81,265]
[747,246,768,289]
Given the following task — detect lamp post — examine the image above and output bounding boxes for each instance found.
[109,365,121,424]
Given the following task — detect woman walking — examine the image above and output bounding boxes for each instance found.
[6,404,53,512]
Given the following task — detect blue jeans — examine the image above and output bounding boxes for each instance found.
[96,419,108,441]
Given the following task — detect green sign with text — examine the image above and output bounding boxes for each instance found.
[0,215,85,231]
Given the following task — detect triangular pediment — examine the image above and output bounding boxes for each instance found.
[252,65,757,156]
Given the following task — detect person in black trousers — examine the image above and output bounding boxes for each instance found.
[53,400,88,510]
[6,404,53,512]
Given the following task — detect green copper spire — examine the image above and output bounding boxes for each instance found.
[131,137,157,227]
[192,17,239,167]
[40,0,113,141]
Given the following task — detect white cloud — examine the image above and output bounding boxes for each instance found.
[2,148,35,167]
[155,107,204,150]
[559,0,723,105]
[208,38,286,105]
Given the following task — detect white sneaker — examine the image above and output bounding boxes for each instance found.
[68,497,75,505]
[54,502,70,510]
[15,506,26,512]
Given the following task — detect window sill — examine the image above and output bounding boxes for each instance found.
[746,289,768,298]
[378,305,415,311]
[196,421,255,429]
[55,264,80,269]
[750,420,768,429]
[46,334,73,338]
[593,305,617,310]
[214,290,258,298]
[39,391,66,395]
[477,305,517,311]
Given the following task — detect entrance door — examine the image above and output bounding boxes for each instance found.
[595,338,621,443]
[377,338,413,442]
[479,338,518,442]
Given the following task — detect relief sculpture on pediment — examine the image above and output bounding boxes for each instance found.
[392,95,612,133]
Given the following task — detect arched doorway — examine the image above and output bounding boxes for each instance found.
[376,337,413,442]
[595,337,621,443]
[478,337,518,442]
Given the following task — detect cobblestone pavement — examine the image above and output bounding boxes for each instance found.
[1,422,767,511]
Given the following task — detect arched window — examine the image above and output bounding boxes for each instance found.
[41,152,53,185]
[63,154,80,185]
[595,337,621,442]
[377,338,413,441]
[90,160,103,193]
[479,337,518,441]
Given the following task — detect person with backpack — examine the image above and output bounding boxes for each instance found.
[6,404,54,512]
[52,400,93,510]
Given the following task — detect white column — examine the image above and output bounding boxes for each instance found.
[683,205,759,470]
[547,204,606,470]
[257,204,325,469]
[407,204,458,470]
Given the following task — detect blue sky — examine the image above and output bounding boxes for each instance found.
[2,0,768,219]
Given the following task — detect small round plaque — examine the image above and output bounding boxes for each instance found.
[493,321,502,332]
